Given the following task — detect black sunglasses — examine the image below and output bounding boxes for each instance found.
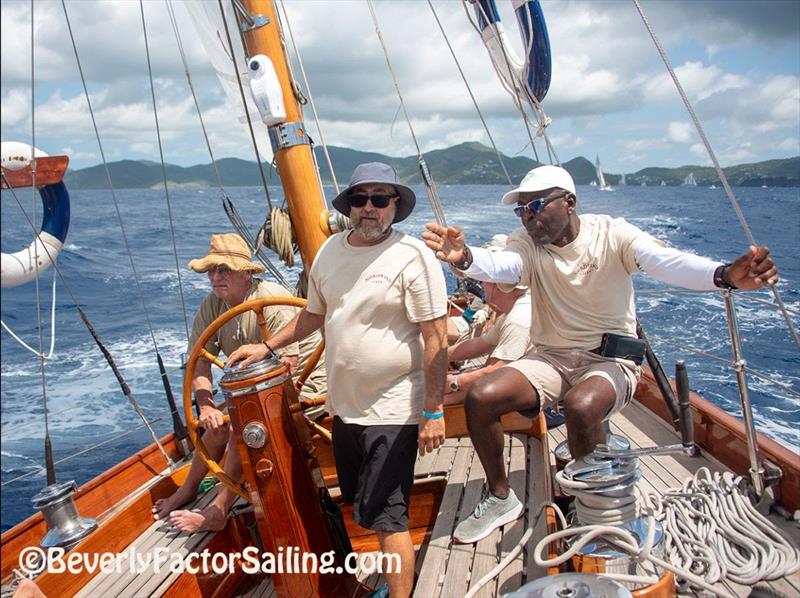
[513,192,570,218]
[348,194,397,209]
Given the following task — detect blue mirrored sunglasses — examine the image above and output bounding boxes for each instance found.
[513,192,570,218]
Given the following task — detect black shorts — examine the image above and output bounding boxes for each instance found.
[332,416,418,532]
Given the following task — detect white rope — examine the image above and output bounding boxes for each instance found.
[462,0,542,163]
[644,468,800,587]
[1,271,57,359]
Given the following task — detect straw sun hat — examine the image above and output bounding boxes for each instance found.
[188,233,266,274]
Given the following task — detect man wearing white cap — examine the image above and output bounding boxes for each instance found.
[229,163,448,598]
[423,165,778,544]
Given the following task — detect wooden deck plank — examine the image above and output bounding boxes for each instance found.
[77,489,219,597]
[413,438,472,598]
[467,436,510,598]
[440,441,486,598]
[523,436,550,583]
[496,435,528,596]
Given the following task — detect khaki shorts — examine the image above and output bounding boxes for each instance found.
[506,348,641,419]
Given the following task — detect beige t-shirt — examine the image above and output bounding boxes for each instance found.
[479,293,532,361]
[189,278,326,396]
[306,229,448,425]
[503,214,654,351]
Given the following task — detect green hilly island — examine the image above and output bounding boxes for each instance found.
[63,142,800,189]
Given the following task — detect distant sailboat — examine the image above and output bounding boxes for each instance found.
[640,180,647,187]
[683,172,697,186]
[660,180,667,186]
[709,184,717,189]
[620,173,627,186]
[595,154,614,191]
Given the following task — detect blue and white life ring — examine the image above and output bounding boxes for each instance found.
[471,0,552,104]
[1,142,71,288]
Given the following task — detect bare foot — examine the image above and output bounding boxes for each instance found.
[152,486,195,521]
[169,505,227,533]
[13,580,46,598]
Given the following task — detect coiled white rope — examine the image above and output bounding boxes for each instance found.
[644,468,800,587]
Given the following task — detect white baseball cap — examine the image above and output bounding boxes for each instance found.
[500,165,576,205]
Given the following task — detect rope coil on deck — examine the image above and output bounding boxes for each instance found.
[643,468,800,588]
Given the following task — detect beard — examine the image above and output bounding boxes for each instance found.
[352,208,395,241]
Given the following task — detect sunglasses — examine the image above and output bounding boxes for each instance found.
[512,192,570,218]
[348,194,397,209]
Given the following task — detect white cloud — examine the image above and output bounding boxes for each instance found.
[668,122,694,144]
[1,0,796,171]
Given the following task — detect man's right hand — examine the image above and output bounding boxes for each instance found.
[226,343,269,369]
[198,405,226,431]
[423,224,467,264]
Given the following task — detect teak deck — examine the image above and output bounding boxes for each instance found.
[75,401,799,598]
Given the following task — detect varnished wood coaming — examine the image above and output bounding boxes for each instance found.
[1,434,187,581]
[635,367,799,510]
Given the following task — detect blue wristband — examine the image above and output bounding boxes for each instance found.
[422,410,444,420]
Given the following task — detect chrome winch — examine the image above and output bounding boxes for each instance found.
[503,572,633,597]
[31,481,98,551]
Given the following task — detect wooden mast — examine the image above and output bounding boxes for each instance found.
[238,0,331,270]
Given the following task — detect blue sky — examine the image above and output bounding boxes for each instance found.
[1,0,798,174]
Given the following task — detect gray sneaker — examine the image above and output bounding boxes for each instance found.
[453,486,523,544]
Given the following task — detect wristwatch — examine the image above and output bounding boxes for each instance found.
[449,376,460,392]
[713,264,736,290]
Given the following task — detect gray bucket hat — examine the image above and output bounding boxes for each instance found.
[332,162,416,223]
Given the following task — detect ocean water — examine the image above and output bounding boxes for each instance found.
[1,183,798,531]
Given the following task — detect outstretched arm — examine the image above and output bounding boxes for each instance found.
[226,308,325,368]
[723,245,778,290]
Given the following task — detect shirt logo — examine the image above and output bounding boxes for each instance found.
[575,262,599,277]
[365,273,391,284]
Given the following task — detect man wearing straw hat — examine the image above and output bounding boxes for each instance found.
[228,163,449,598]
[153,232,326,532]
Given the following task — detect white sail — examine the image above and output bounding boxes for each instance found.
[620,173,627,186]
[683,172,697,186]
[184,2,274,164]
[595,155,613,191]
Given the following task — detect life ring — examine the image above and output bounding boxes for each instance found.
[471,0,552,103]
[1,141,71,288]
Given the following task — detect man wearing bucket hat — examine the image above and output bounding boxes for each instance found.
[447,235,531,397]
[153,232,326,532]
[423,165,778,544]
[228,163,448,598]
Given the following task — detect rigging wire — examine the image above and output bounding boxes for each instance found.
[632,0,799,353]
[366,0,447,227]
[217,0,274,212]
[276,0,340,194]
[29,0,57,487]
[56,0,176,466]
[648,334,800,399]
[138,0,188,442]
[164,0,292,291]
[427,0,513,187]
[1,416,168,489]
[139,1,190,344]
